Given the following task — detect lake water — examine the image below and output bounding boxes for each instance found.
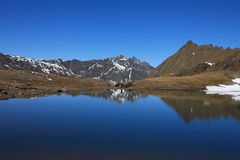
[0,90,240,160]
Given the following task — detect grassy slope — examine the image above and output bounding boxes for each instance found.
[131,71,239,91]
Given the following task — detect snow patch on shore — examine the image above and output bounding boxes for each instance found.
[205,78,240,101]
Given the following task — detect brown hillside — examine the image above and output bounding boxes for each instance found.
[156,40,240,76]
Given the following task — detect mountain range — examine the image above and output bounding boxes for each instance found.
[0,53,153,83]
[1,40,240,83]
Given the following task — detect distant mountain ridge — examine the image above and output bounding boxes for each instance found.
[0,53,154,83]
[156,41,240,76]
[2,40,240,83]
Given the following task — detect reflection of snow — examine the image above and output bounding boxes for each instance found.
[111,89,127,104]
[79,89,147,104]
[111,89,123,97]
[205,78,240,101]
[108,89,147,104]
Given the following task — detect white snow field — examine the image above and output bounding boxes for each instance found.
[205,78,240,101]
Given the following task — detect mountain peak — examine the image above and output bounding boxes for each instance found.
[156,41,240,77]
[177,40,198,52]
[115,54,128,61]
[186,40,194,45]
[184,40,198,47]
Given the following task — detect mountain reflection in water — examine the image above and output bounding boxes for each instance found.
[77,89,148,104]
[75,89,240,122]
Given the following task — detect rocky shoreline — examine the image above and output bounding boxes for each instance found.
[0,69,112,100]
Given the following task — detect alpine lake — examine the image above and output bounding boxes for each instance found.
[0,89,240,160]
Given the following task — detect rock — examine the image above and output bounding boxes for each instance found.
[57,89,63,93]
[0,89,8,95]
[115,82,133,88]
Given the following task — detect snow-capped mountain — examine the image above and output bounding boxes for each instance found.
[64,55,154,83]
[0,53,73,76]
[0,53,154,83]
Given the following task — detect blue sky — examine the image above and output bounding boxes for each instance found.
[0,0,240,66]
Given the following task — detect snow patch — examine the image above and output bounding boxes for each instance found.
[93,77,100,80]
[113,62,126,71]
[205,62,215,66]
[88,64,96,70]
[119,57,127,61]
[128,68,132,81]
[233,78,240,84]
[46,75,53,81]
[109,80,117,85]
[96,64,103,68]
[11,55,72,75]
[205,78,240,101]
[4,64,12,69]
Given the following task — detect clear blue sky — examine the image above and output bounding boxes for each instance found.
[1,0,240,66]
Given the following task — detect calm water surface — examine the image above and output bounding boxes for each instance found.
[0,90,240,160]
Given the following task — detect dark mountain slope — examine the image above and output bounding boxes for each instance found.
[64,55,154,83]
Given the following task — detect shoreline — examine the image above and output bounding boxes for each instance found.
[0,69,239,100]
